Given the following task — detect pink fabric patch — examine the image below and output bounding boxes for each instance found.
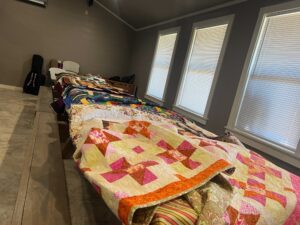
[250,152,265,166]
[142,169,158,185]
[247,192,266,206]
[266,190,287,208]
[157,154,177,164]
[101,171,128,183]
[247,178,265,190]
[177,140,195,151]
[110,157,128,170]
[181,158,201,170]
[157,140,173,150]
[284,174,300,225]
[250,170,266,180]
[267,167,282,178]
[114,191,129,199]
[240,201,260,214]
[133,146,144,154]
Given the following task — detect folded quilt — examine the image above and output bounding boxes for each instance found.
[150,174,232,225]
[74,120,232,225]
[57,74,132,97]
[63,87,142,110]
[56,73,108,88]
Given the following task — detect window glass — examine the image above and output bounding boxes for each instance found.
[146,31,178,101]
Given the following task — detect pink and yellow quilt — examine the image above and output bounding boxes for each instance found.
[74,120,232,225]
[70,104,300,225]
[185,135,300,225]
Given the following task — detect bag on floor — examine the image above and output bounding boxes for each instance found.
[23,72,41,95]
[23,54,44,95]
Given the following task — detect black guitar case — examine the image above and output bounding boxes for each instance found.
[23,54,44,95]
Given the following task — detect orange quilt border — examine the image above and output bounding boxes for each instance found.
[118,159,231,225]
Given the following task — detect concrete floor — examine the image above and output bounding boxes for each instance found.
[0,87,119,225]
[0,88,37,225]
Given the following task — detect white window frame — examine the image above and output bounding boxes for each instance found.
[173,15,234,125]
[145,27,180,105]
[227,0,300,168]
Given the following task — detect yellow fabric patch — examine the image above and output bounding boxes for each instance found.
[80,98,89,105]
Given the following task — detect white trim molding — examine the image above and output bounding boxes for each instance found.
[173,106,208,125]
[137,0,245,31]
[144,94,164,106]
[173,15,234,125]
[94,0,136,31]
[94,0,246,31]
[227,0,300,167]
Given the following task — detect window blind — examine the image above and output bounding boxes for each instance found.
[236,10,300,151]
[146,32,178,101]
[176,24,228,116]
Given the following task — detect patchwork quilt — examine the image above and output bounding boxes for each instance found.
[56,73,108,89]
[70,104,300,225]
[180,135,300,225]
[54,74,300,225]
[69,104,215,149]
[74,120,232,225]
[56,74,133,98]
[63,87,142,110]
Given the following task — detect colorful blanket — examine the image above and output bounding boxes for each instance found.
[74,120,232,225]
[56,73,134,97]
[69,104,215,149]
[179,134,300,225]
[63,87,141,110]
[70,104,300,225]
[55,74,300,225]
[56,73,108,89]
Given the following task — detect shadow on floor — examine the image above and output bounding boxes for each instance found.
[0,100,36,225]
[23,119,71,224]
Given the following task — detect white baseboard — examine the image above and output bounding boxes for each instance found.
[0,84,22,92]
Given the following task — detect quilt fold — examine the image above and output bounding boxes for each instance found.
[74,120,232,225]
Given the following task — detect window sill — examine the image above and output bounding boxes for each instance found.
[173,106,208,125]
[225,126,300,168]
[144,94,164,106]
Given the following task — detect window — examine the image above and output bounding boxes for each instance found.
[174,16,233,124]
[228,2,300,160]
[145,28,179,103]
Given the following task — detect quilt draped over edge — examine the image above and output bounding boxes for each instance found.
[74,119,232,225]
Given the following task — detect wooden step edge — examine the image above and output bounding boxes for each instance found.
[11,112,40,225]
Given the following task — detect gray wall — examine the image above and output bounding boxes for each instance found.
[0,0,134,87]
[129,0,292,135]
